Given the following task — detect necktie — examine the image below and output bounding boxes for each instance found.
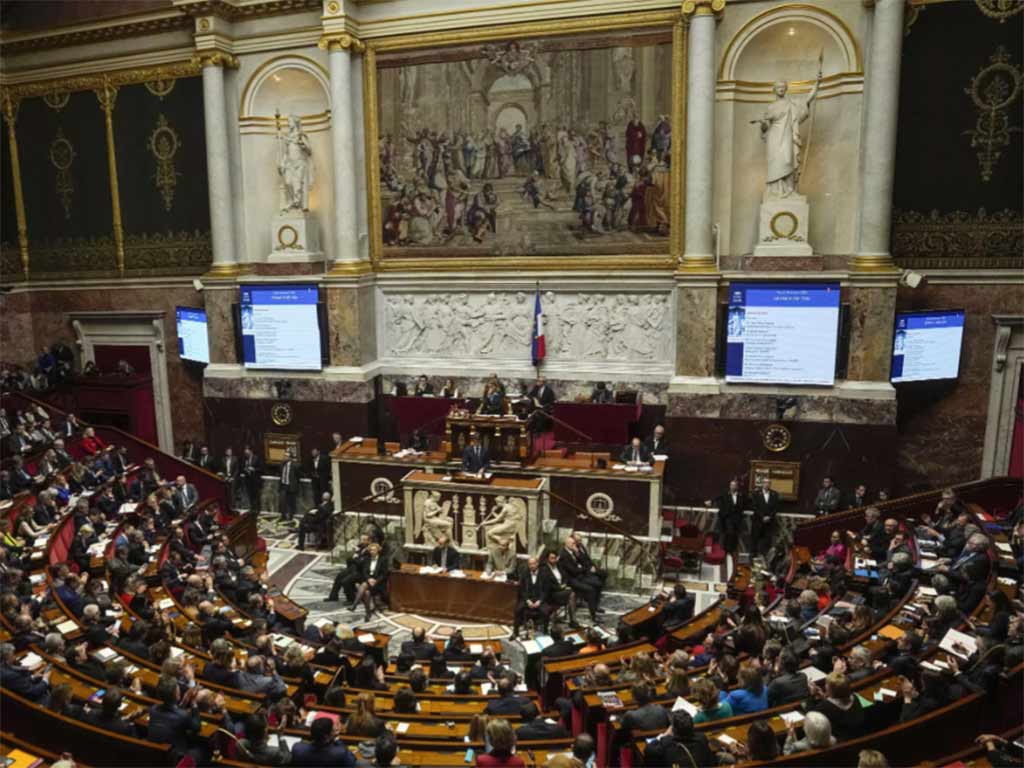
[283,463,289,484]
[441,549,447,569]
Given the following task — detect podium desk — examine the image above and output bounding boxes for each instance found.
[389,563,517,624]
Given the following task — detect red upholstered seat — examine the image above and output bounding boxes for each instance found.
[704,533,726,565]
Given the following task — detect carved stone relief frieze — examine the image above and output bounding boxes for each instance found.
[380,290,673,367]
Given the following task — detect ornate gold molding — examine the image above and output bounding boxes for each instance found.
[681,0,726,18]
[95,80,125,276]
[179,0,321,22]
[125,231,213,275]
[363,45,382,269]
[327,260,374,277]
[49,126,76,220]
[0,14,191,55]
[1,91,29,279]
[318,32,365,53]
[148,115,182,212]
[191,51,240,69]
[4,60,203,99]
[892,208,1024,270]
[963,46,1022,183]
[975,0,1024,22]
[670,16,687,265]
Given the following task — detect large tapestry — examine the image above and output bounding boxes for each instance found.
[373,26,676,260]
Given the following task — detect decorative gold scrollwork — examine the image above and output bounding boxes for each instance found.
[974,0,1024,23]
[963,46,1022,182]
[42,91,70,111]
[148,114,181,212]
[144,79,176,100]
[49,126,75,220]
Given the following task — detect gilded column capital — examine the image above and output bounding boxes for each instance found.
[681,0,725,18]
[318,32,365,54]
[191,51,240,69]
[0,90,19,123]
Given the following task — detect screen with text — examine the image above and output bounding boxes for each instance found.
[725,282,841,386]
[175,307,210,364]
[240,284,322,371]
[890,309,964,383]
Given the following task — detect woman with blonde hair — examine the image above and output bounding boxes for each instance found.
[345,692,385,737]
[476,718,525,767]
[691,677,733,724]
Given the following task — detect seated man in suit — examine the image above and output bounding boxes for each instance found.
[766,649,809,707]
[430,534,460,572]
[590,381,613,403]
[485,536,517,578]
[483,675,531,716]
[620,437,652,465]
[642,711,713,768]
[559,536,601,622]
[512,556,549,639]
[147,678,202,760]
[516,701,568,741]
[400,627,436,661]
[660,583,696,628]
[413,374,434,397]
[527,376,556,432]
[461,434,490,475]
[298,492,334,551]
[0,642,50,702]
[291,716,354,767]
[645,424,669,457]
[620,682,670,738]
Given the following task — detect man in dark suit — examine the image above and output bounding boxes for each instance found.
[326,533,370,603]
[527,376,556,432]
[559,536,600,622]
[0,642,49,702]
[290,717,355,767]
[814,476,842,516]
[620,682,670,737]
[660,583,696,628]
[82,687,137,737]
[413,374,434,397]
[461,434,490,474]
[430,534,460,572]
[540,624,577,658]
[707,478,747,555]
[400,627,436,660]
[620,437,652,465]
[308,447,331,502]
[219,447,239,508]
[186,507,216,553]
[483,676,531,716]
[242,446,263,512]
[766,649,810,707]
[644,424,669,457]
[147,678,202,758]
[298,492,334,551]
[846,483,868,510]
[513,556,549,639]
[750,477,780,557]
[10,457,32,493]
[278,450,299,522]
[642,711,714,768]
[196,445,217,472]
[174,475,199,515]
[516,701,568,741]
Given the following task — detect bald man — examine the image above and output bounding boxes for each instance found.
[513,556,549,639]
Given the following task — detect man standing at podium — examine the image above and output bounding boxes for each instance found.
[527,376,556,432]
[462,434,490,474]
[431,534,460,572]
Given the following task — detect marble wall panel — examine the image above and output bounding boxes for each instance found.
[203,287,239,366]
[325,284,376,367]
[846,285,898,382]
[675,284,717,377]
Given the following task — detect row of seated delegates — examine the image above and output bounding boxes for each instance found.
[391,374,462,399]
[812,475,891,517]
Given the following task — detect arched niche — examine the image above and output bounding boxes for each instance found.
[240,55,331,134]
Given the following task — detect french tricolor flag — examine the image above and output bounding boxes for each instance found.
[531,289,545,367]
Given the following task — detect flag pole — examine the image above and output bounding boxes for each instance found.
[796,48,824,195]
[534,280,541,376]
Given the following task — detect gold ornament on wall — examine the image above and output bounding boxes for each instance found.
[762,423,792,453]
[42,91,70,111]
[963,46,1022,182]
[975,0,1024,23]
[271,402,293,427]
[49,126,76,219]
[144,79,176,100]
[148,114,181,212]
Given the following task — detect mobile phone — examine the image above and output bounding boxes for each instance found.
[464,749,475,763]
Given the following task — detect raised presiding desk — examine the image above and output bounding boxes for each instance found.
[389,563,518,624]
[332,439,665,539]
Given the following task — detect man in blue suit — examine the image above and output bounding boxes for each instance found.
[290,716,355,766]
[0,642,49,703]
[146,678,202,760]
[461,434,490,474]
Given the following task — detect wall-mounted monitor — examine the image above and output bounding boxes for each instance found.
[175,307,210,364]
[890,309,965,383]
[725,282,841,386]
[239,284,323,371]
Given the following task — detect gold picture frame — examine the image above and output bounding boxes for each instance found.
[362,9,687,271]
[749,459,801,501]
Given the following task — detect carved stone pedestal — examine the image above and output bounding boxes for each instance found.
[268,212,323,263]
[753,195,813,257]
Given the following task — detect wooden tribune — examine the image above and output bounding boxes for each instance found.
[389,563,517,624]
[445,414,529,464]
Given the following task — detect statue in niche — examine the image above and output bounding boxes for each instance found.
[276,112,314,212]
[755,62,822,199]
[482,495,527,555]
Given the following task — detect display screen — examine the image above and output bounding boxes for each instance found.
[725,282,841,386]
[890,309,965,383]
[175,307,210,364]
[239,284,322,371]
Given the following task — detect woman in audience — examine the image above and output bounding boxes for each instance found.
[848,605,875,637]
[722,665,767,715]
[735,607,767,656]
[798,589,820,622]
[445,629,472,660]
[618,652,657,684]
[578,628,605,656]
[817,530,848,568]
[467,714,491,750]
[926,595,962,640]
[691,678,733,724]
[352,656,389,692]
[345,692,385,738]
[709,653,739,689]
[806,672,866,741]
[47,682,83,718]
[0,519,25,556]
[783,711,836,754]
[476,718,525,767]
[744,719,780,761]
[392,686,418,714]
[282,643,315,699]
[351,542,389,621]
[664,664,690,698]
[14,507,49,547]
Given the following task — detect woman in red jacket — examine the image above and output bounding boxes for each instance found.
[81,426,107,455]
[475,719,525,767]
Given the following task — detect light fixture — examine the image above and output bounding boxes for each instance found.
[788,26,796,36]
[899,269,926,289]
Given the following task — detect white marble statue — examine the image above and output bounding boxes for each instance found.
[483,495,527,553]
[417,490,453,546]
[277,113,314,212]
[755,65,821,199]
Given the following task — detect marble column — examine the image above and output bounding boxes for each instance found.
[197,52,240,276]
[680,0,724,271]
[352,52,369,262]
[852,0,905,271]
[322,34,367,272]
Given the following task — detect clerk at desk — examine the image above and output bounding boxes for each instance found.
[620,436,652,465]
[431,535,461,572]
[462,434,490,474]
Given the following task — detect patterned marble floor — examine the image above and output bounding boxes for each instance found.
[257,512,731,671]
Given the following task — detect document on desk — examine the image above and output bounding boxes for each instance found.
[358,633,377,644]
[671,697,697,716]
[939,628,977,660]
